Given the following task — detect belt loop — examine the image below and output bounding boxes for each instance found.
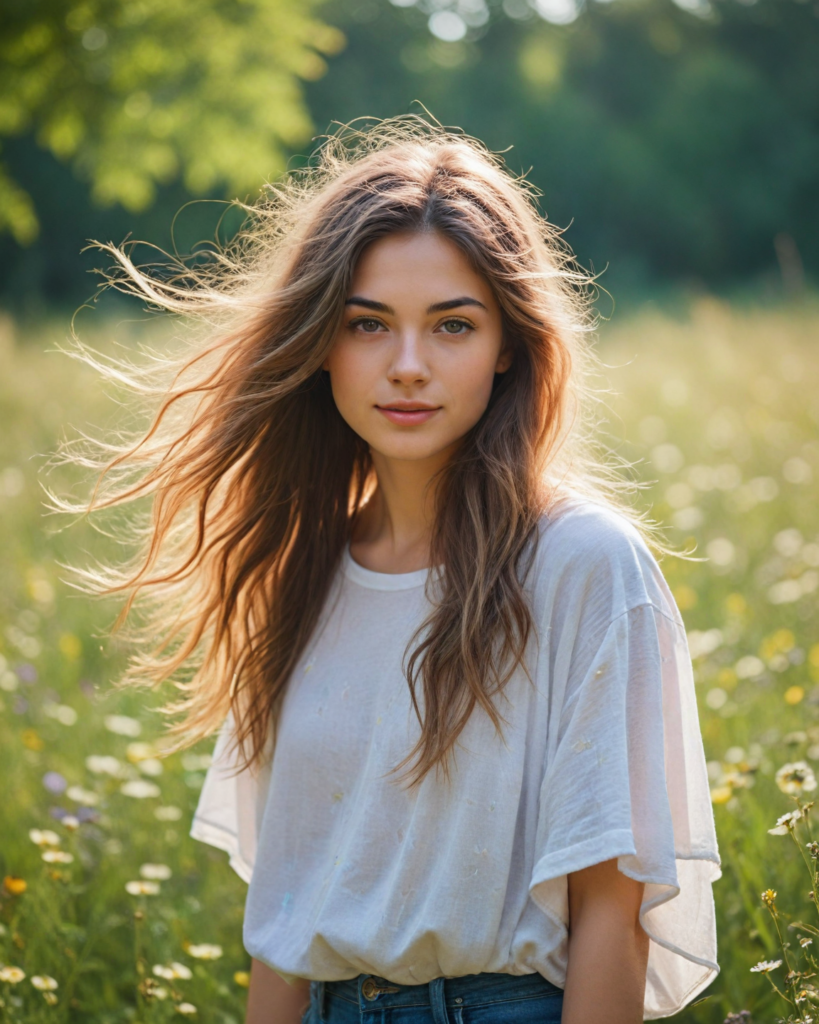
[429,977,450,1024]
[312,980,326,1022]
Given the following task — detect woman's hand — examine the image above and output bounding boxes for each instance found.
[562,858,649,1024]
[245,958,311,1024]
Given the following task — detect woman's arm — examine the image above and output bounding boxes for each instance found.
[562,858,649,1024]
[245,958,311,1024]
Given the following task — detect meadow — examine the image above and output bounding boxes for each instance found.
[0,297,817,1023]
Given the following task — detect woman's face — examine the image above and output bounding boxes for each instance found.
[323,230,511,467]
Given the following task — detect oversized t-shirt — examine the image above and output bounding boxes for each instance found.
[190,499,721,1019]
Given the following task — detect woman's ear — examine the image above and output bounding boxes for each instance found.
[495,346,513,374]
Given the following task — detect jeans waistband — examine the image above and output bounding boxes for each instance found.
[313,970,563,1017]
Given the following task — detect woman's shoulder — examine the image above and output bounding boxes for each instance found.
[526,495,682,627]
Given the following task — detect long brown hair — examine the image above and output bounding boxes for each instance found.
[53,115,650,789]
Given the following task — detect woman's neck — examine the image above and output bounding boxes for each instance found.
[349,446,453,574]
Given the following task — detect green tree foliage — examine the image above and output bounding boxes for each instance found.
[1,0,817,304]
[304,0,819,292]
[0,0,344,243]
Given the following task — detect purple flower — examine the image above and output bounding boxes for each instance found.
[75,807,99,823]
[15,663,37,684]
[49,806,69,820]
[13,696,29,714]
[43,771,67,794]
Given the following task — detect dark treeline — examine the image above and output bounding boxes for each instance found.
[1,0,816,311]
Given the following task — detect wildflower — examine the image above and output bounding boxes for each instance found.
[21,729,43,750]
[801,937,814,948]
[62,815,80,831]
[0,966,25,983]
[761,889,777,908]
[3,876,27,895]
[85,755,124,776]
[139,976,170,999]
[120,780,161,799]
[42,771,67,795]
[710,785,733,805]
[125,880,160,896]
[41,850,73,864]
[186,944,223,960]
[776,761,818,796]
[31,975,58,991]
[66,785,100,805]
[155,806,183,821]
[140,863,172,881]
[153,962,192,981]
[750,959,783,973]
[234,971,250,987]
[29,829,61,847]
[769,810,803,835]
[127,742,158,762]
[104,714,142,737]
[176,1002,198,1015]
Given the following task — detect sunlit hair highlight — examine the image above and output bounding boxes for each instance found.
[53,115,656,789]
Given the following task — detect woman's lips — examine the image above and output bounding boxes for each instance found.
[376,405,441,426]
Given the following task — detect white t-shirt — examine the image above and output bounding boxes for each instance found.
[190,499,721,1019]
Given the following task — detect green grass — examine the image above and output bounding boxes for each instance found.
[0,297,818,1023]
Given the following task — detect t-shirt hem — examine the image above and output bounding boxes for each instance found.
[528,830,721,1019]
[529,829,641,898]
[189,816,253,884]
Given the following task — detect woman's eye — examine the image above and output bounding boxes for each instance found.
[352,318,384,333]
[440,319,471,335]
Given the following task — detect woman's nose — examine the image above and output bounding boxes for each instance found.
[387,332,431,385]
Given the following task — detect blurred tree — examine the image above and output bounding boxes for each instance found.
[302,0,819,294]
[0,0,344,244]
[1,0,817,307]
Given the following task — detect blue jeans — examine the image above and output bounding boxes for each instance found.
[304,972,564,1024]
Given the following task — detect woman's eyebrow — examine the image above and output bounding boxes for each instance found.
[344,296,487,314]
[427,297,487,313]
[345,296,394,313]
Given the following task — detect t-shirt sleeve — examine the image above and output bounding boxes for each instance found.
[528,524,721,1019]
[189,709,272,884]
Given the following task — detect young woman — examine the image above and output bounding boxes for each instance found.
[65,118,720,1024]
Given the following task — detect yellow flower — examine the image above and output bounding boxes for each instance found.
[185,944,223,960]
[710,785,733,804]
[762,889,777,907]
[234,971,250,987]
[21,729,44,751]
[760,629,795,662]
[0,966,26,983]
[776,761,818,795]
[42,850,73,864]
[785,686,805,706]
[3,876,27,895]
[31,975,58,991]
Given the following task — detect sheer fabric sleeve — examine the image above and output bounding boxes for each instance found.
[529,599,721,1019]
[189,709,272,884]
